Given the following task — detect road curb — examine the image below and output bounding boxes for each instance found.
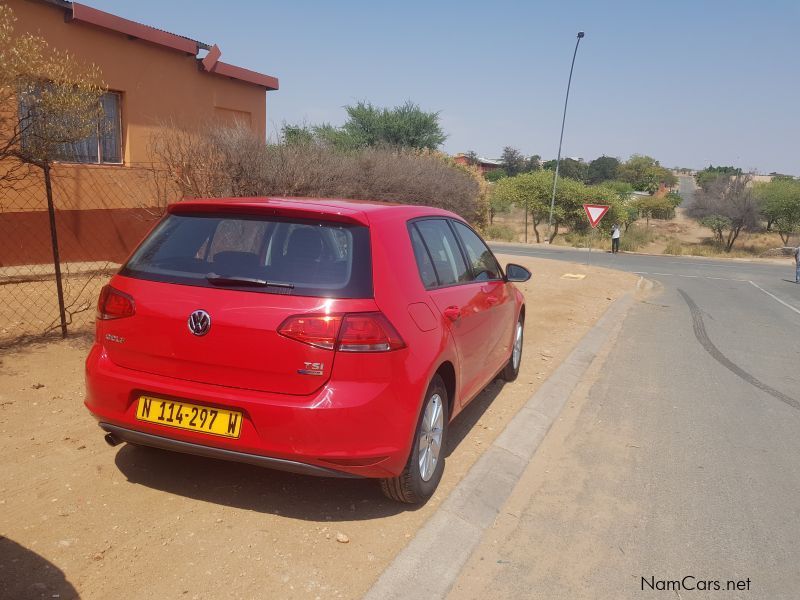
[364,291,636,600]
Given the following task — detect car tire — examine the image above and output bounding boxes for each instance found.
[501,316,524,382]
[381,374,449,504]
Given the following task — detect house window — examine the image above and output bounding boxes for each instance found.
[57,91,123,164]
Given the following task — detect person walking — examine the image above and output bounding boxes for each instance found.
[794,244,800,283]
[611,224,621,254]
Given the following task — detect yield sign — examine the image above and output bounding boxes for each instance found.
[583,204,610,228]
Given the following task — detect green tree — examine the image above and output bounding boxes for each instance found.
[583,183,628,233]
[525,154,542,172]
[306,101,446,150]
[755,179,800,244]
[694,165,741,191]
[490,170,553,242]
[500,146,526,176]
[587,155,620,184]
[618,155,676,192]
[687,174,759,251]
[281,123,315,145]
[665,191,683,208]
[542,157,588,182]
[700,215,732,245]
[634,195,676,226]
[484,168,507,182]
[598,181,636,229]
[491,170,627,242]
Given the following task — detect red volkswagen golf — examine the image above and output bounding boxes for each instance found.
[85,197,529,503]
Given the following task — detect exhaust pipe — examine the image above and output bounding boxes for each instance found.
[104,432,121,447]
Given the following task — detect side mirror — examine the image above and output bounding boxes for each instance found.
[505,263,531,283]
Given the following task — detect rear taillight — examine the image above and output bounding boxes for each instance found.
[278,312,405,352]
[97,285,135,320]
[278,315,343,350]
[337,313,405,352]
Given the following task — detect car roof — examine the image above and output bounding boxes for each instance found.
[168,196,463,226]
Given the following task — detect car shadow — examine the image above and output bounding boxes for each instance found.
[113,444,419,520]
[444,378,505,458]
[0,536,79,600]
[112,378,510,520]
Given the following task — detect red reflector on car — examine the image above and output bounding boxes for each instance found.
[278,315,343,350]
[338,313,405,352]
[97,285,135,320]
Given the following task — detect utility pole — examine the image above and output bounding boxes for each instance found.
[546,31,585,244]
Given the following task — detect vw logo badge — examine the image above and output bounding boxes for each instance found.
[188,309,211,336]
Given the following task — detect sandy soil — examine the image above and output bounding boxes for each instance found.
[0,267,114,347]
[0,255,637,600]
[640,207,708,253]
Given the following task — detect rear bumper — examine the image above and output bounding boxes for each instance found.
[100,423,360,478]
[85,343,424,478]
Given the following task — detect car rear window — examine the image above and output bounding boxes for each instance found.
[121,213,373,298]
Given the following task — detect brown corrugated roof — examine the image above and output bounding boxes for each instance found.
[30,0,277,90]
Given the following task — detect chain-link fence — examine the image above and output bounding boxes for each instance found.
[0,162,178,347]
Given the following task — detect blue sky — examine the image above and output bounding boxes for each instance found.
[87,0,800,174]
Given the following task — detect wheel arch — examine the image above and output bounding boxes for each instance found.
[434,360,456,420]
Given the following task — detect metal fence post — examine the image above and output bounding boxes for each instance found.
[44,162,68,337]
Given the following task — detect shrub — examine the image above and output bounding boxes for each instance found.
[485,168,507,182]
[483,223,516,241]
[664,237,683,255]
[618,224,656,251]
[151,122,487,227]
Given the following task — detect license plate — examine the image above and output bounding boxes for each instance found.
[135,396,243,439]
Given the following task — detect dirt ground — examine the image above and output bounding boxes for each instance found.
[0,255,637,600]
[0,264,116,346]
[639,207,707,253]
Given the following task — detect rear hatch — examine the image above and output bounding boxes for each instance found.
[98,207,375,395]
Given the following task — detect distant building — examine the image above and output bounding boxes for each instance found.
[453,153,503,176]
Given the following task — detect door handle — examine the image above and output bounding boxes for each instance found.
[443,306,461,321]
[486,296,499,305]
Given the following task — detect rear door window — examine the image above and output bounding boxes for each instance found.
[450,221,502,281]
[409,225,439,288]
[413,219,470,287]
[122,213,372,298]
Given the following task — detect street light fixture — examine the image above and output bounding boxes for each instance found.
[545,31,585,244]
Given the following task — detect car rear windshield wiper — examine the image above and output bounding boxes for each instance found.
[205,274,295,289]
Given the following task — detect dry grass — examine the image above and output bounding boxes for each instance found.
[662,231,791,258]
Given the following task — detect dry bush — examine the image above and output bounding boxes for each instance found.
[150,123,486,226]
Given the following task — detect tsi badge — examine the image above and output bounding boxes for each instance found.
[298,362,325,376]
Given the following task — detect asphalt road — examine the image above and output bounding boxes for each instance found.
[474,244,800,598]
[678,174,697,206]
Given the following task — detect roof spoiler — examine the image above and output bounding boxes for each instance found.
[168,199,369,226]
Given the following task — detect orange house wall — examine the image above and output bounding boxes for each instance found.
[10,0,267,166]
[1,0,273,265]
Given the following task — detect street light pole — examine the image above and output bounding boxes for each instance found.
[546,31,585,244]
